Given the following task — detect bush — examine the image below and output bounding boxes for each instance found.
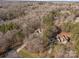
[42,10,79,57]
[61,22,74,32]
[0,23,19,33]
[43,12,54,43]
[0,6,25,21]
[6,30,25,50]
[43,10,60,45]
[62,22,79,56]
[62,22,79,34]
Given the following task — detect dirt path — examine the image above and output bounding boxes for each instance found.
[16,41,28,53]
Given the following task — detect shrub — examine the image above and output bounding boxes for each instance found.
[62,22,79,34]
[0,6,25,21]
[13,30,25,43]
[21,18,41,38]
[0,23,19,33]
[6,30,25,49]
[43,12,54,43]
[62,22,79,56]
[43,10,60,45]
[61,22,73,32]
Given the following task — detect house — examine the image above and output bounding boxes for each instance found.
[56,32,71,44]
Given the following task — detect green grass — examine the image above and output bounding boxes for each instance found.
[43,11,55,43]
[42,9,79,56]
[0,23,19,33]
[62,22,79,56]
[18,48,39,58]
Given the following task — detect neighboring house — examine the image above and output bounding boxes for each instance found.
[56,32,71,44]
